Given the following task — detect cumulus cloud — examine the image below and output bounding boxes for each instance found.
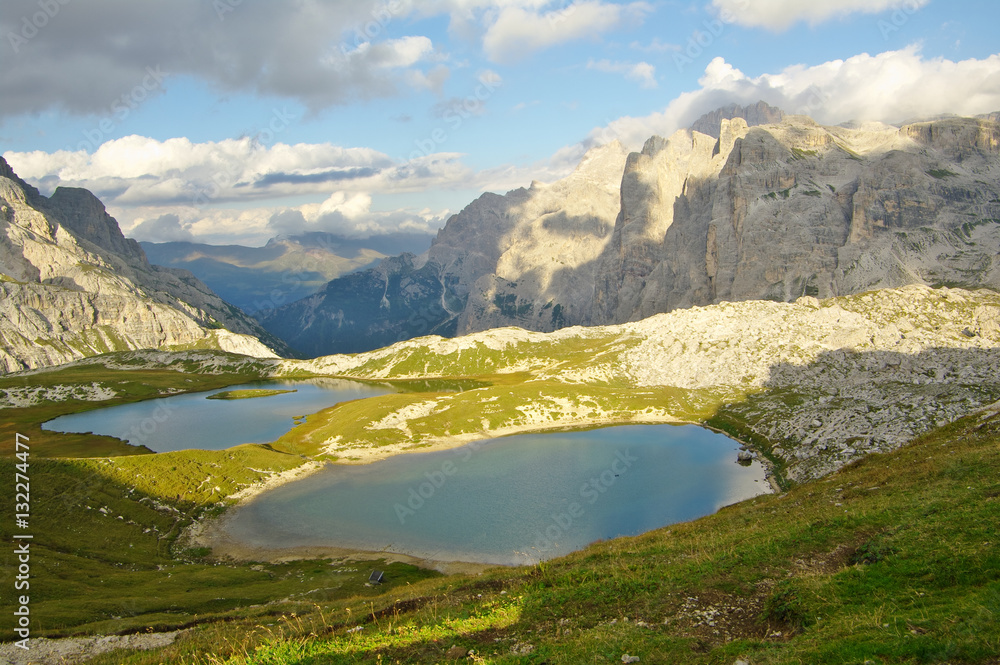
[4,134,478,246]
[128,213,194,243]
[481,1,651,63]
[711,0,931,31]
[0,0,446,116]
[113,193,449,247]
[586,47,1000,149]
[587,58,658,88]
[265,191,450,239]
[4,135,396,206]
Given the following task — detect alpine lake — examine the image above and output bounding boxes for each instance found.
[45,380,769,564]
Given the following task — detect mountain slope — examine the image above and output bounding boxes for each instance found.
[0,157,286,372]
[273,284,1000,482]
[260,105,1000,357]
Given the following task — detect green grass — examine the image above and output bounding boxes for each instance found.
[207,389,298,400]
[927,168,959,179]
[68,404,1000,664]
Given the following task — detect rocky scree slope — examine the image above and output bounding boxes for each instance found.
[277,284,1000,482]
[0,158,284,373]
[261,106,1000,356]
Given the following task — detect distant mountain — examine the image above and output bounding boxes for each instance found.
[257,252,461,356]
[259,103,1000,358]
[0,157,287,372]
[141,231,432,315]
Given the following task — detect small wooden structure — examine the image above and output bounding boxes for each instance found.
[369,570,384,585]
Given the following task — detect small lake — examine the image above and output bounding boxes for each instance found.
[219,424,769,565]
[42,379,391,452]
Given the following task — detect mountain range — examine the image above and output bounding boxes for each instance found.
[259,103,1000,357]
[2,102,999,369]
[141,231,432,315]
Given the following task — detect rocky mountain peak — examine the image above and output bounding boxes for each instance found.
[44,186,148,264]
[0,156,42,202]
[0,156,16,181]
[689,100,786,138]
[258,108,1000,357]
[566,139,630,190]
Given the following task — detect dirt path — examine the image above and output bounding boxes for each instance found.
[0,631,181,665]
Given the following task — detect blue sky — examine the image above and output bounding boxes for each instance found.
[2,0,1000,246]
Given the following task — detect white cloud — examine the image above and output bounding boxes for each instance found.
[265,191,451,240]
[129,213,194,243]
[4,135,480,245]
[711,0,931,31]
[585,47,1000,149]
[481,1,651,63]
[587,58,658,88]
[4,136,396,206]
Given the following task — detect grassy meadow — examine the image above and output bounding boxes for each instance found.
[0,347,997,663]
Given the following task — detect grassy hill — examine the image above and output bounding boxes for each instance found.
[66,400,1000,664]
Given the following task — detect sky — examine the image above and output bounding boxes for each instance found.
[2,0,1000,248]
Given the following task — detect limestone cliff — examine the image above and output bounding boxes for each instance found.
[0,158,284,373]
[592,114,1000,324]
[260,105,1000,356]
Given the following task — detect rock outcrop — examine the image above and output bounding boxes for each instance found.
[0,158,285,373]
[689,100,785,138]
[261,105,1000,357]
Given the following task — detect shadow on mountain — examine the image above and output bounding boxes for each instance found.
[708,343,1000,483]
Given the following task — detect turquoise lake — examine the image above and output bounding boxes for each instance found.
[220,424,769,564]
[42,379,391,452]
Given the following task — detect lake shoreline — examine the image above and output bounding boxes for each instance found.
[185,416,776,568]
